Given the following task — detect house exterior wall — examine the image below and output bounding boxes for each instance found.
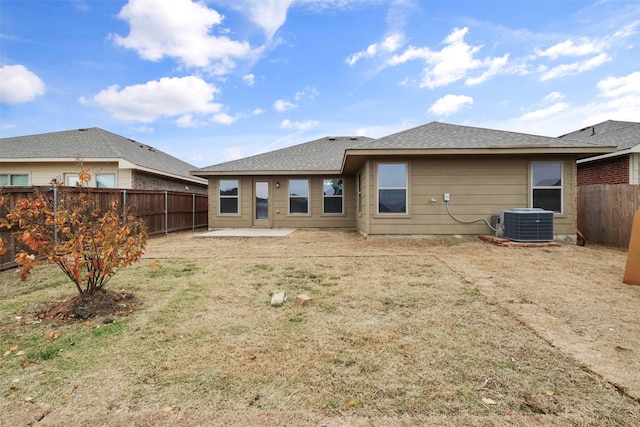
[0,161,125,187]
[355,163,371,235]
[577,155,630,186]
[0,161,205,193]
[206,155,578,240]
[359,155,577,238]
[132,170,207,194]
[207,175,356,229]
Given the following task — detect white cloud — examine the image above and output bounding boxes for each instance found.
[85,76,222,122]
[243,73,256,86]
[0,65,45,104]
[112,0,258,72]
[346,33,405,66]
[519,102,569,120]
[428,94,473,117]
[544,92,565,103]
[535,38,604,59]
[280,119,319,131]
[294,85,320,101]
[211,113,236,125]
[175,114,202,128]
[465,54,509,86]
[274,99,297,112]
[540,53,610,81]
[582,71,640,124]
[597,71,640,97]
[252,108,266,115]
[233,0,294,39]
[386,27,510,89]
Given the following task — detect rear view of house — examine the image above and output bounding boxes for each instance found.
[193,122,614,240]
[1,127,207,193]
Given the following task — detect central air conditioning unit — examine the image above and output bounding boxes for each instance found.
[501,208,554,242]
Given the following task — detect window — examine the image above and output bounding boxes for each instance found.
[288,179,309,214]
[323,178,343,214]
[0,174,29,186]
[532,161,562,213]
[65,174,80,187]
[377,163,407,214]
[219,179,239,214]
[96,173,116,188]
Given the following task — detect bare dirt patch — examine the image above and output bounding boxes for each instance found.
[36,290,137,322]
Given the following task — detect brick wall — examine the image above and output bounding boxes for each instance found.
[132,171,208,194]
[577,155,629,186]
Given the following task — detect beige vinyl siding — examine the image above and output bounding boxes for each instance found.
[208,177,253,228]
[207,175,356,229]
[1,162,123,187]
[355,162,371,235]
[275,176,355,228]
[364,156,577,237]
[205,155,578,238]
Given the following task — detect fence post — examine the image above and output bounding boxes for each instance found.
[192,193,196,230]
[52,187,58,244]
[122,190,127,222]
[164,191,168,235]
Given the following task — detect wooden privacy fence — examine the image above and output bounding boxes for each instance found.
[0,186,208,271]
[577,184,640,248]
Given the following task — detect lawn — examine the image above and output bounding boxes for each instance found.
[1,230,639,426]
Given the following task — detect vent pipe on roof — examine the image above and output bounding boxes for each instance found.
[591,127,595,136]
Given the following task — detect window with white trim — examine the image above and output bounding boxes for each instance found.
[377,163,407,214]
[219,179,239,214]
[323,178,343,214]
[532,161,562,213]
[0,173,29,186]
[96,173,116,188]
[65,173,80,187]
[288,179,309,214]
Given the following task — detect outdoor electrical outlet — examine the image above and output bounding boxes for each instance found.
[443,193,450,202]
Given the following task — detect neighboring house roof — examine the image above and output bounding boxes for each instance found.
[193,121,615,177]
[1,127,206,184]
[559,120,640,152]
[195,136,374,175]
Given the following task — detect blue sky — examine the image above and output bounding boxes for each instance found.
[1,0,639,168]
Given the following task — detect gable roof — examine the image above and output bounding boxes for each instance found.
[194,121,616,176]
[559,120,640,151]
[340,121,616,173]
[195,136,374,175]
[1,127,206,184]
[360,121,611,150]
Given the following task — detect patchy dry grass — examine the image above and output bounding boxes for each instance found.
[1,230,639,426]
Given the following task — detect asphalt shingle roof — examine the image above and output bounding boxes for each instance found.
[196,136,374,173]
[1,127,204,183]
[558,120,640,151]
[360,121,611,150]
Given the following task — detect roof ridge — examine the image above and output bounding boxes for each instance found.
[92,128,125,158]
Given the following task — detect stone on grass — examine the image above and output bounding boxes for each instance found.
[296,294,312,307]
[271,290,286,307]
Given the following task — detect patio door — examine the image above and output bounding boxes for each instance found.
[253,180,271,227]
